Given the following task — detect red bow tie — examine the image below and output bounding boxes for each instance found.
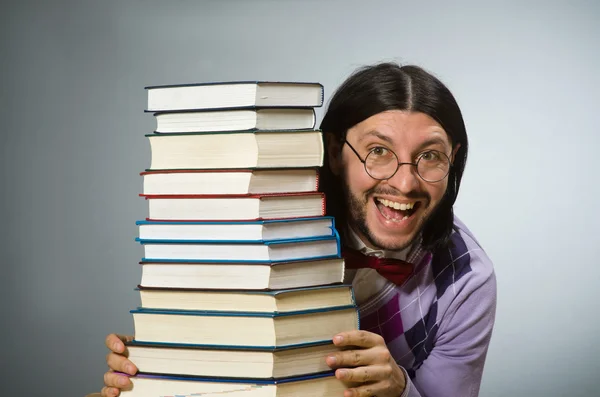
[342,247,414,286]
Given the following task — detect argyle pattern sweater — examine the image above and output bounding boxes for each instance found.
[350,217,497,397]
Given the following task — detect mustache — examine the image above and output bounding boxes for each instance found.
[365,186,429,201]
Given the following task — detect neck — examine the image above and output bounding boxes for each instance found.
[345,222,417,254]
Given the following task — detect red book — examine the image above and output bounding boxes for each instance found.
[141,168,319,196]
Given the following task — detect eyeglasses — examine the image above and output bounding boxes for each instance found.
[343,140,451,182]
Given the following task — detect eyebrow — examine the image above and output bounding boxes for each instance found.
[416,136,452,152]
[358,131,451,152]
[357,130,395,144]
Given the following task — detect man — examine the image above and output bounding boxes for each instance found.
[101,62,497,397]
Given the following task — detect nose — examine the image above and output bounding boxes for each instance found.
[386,163,420,194]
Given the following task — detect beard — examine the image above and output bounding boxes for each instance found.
[341,178,431,251]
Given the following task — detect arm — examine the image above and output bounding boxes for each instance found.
[403,270,497,396]
[329,271,497,397]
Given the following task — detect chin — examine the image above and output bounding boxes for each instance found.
[366,227,417,251]
[364,199,427,250]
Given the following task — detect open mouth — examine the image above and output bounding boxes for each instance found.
[374,197,421,222]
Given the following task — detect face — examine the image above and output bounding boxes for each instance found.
[328,110,459,251]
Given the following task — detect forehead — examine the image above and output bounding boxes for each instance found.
[347,110,451,147]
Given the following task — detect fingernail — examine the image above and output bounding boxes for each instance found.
[113,343,121,352]
[125,364,135,374]
[118,376,129,386]
[337,369,348,379]
[334,335,344,343]
[327,355,336,365]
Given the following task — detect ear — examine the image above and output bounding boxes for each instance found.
[325,132,343,176]
[450,143,462,164]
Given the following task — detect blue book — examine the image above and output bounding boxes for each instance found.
[136,231,341,263]
[137,232,341,263]
[119,370,354,397]
[130,305,359,349]
[136,216,335,242]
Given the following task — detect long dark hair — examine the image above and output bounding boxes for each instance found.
[319,62,468,252]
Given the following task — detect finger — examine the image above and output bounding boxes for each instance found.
[103,370,134,391]
[106,351,138,375]
[105,334,134,354]
[336,365,392,383]
[101,386,120,397]
[343,382,389,397]
[326,346,391,368]
[333,330,385,348]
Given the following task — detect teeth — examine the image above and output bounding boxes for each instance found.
[377,198,416,210]
[380,212,410,222]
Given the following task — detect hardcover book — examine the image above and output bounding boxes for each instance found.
[130,305,359,348]
[146,81,324,112]
[137,234,340,263]
[136,216,334,242]
[153,108,315,133]
[146,130,324,170]
[143,192,326,221]
[141,168,320,196]
[139,257,346,290]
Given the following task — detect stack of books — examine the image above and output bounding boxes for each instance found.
[121,81,359,396]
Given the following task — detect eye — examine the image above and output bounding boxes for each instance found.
[419,150,441,161]
[370,146,391,157]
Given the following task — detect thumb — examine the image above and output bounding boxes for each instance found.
[105,333,134,353]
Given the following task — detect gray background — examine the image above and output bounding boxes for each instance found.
[1,1,599,396]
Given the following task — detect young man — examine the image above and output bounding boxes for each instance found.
[101,63,496,397]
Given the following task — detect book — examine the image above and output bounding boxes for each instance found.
[136,217,334,242]
[137,234,340,263]
[143,192,325,221]
[146,81,324,112]
[130,306,359,348]
[125,341,343,379]
[146,130,324,170]
[154,108,316,133]
[139,257,345,290]
[121,371,354,397]
[138,284,354,313]
[141,168,319,196]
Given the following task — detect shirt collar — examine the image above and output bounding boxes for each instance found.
[344,224,412,261]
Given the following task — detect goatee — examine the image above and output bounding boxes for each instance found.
[342,181,428,251]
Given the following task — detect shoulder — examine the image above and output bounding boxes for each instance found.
[429,215,496,299]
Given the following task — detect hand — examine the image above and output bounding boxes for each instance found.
[101,334,137,397]
[326,330,406,397]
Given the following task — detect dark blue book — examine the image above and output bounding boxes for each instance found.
[119,370,355,397]
[130,305,359,349]
[124,339,340,380]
